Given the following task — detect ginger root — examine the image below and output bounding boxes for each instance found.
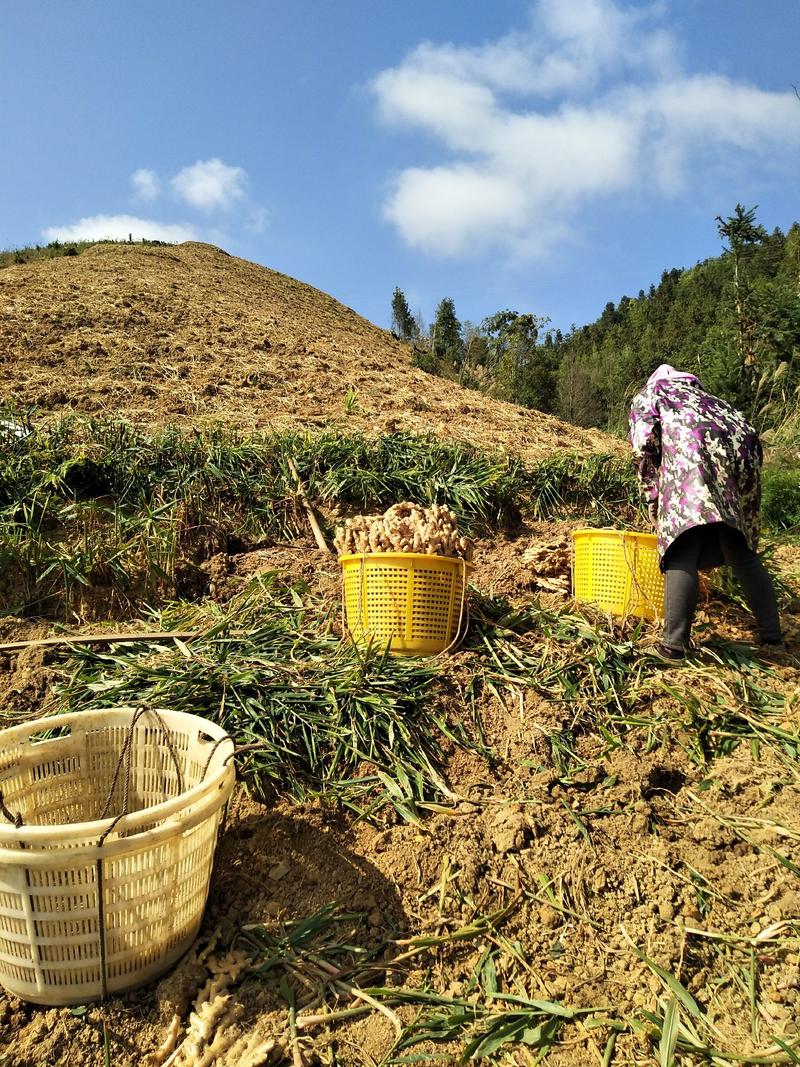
[334,502,473,561]
[162,947,256,1067]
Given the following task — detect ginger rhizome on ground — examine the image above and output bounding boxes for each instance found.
[334,502,473,560]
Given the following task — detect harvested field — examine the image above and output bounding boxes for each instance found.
[0,242,616,465]
[0,248,798,1066]
[0,528,798,1067]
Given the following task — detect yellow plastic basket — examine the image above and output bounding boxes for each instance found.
[572,529,664,620]
[0,707,235,1005]
[340,552,470,655]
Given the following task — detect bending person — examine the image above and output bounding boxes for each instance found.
[629,364,781,659]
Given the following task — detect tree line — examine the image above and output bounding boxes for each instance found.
[392,207,800,439]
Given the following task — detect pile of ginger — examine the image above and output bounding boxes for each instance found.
[334,502,473,560]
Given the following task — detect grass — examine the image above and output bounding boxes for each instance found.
[762,468,800,531]
[524,452,641,522]
[231,889,800,1064]
[7,404,792,621]
[231,898,608,1065]
[0,406,647,619]
[0,408,535,617]
[466,594,798,776]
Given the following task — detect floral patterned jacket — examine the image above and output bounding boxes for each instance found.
[628,376,762,563]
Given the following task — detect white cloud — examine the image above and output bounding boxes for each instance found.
[130,168,160,202]
[170,158,247,211]
[44,155,267,250]
[43,214,198,243]
[247,205,270,233]
[384,166,526,256]
[371,0,800,258]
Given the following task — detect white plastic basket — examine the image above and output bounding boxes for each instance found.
[0,706,235,1005]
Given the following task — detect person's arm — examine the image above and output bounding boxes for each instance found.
[628,390,661,526]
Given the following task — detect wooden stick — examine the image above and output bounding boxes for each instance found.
[287,457,333,556]
[0,631,199,653]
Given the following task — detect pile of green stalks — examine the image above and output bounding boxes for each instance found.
[524,452,641,522]
[56,575,489,822]
[52,577,797,823]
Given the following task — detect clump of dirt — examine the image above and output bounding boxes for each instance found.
[202,539,340,604]
[471,520,577,604]
[0,632,62,719]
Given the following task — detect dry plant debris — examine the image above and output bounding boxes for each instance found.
[0,242,618,464]
[334,502,474,559]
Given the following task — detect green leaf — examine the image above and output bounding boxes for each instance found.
[658,996,679,1066]
[464,1014,529,1058]
[625,934,703,1022]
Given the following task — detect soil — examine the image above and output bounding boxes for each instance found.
[0,529,798,1066]
[0,242,619,465]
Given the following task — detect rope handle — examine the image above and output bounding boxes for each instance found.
[436,556,470,657]
[621,533,659,614]
[95,705,187,999]
[200,737,261,780]
[0,791,22,829]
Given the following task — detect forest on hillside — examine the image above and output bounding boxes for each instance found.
[396,207,800,447]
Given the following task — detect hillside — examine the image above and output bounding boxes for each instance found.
[0,241,616,463]
[551,219,800,432]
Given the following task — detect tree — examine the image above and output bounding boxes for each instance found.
[459,321,490,387]
[482,310,554,411]
[716,204,768,397]
[391,287,419,342]
[432,298,463,368]
[558,350,604,426]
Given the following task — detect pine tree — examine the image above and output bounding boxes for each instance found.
[432,298,463,367]
[391,287,419,342]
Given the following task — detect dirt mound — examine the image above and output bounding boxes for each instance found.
[0,242,617,464]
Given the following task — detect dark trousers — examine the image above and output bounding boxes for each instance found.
[663,523,781,650]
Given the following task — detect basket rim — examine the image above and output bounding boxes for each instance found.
[0,765,233,865]
[0,706,234,847]
[339,551,473,569]
[571,527,657,543]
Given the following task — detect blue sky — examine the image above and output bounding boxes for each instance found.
[2,0,798,335]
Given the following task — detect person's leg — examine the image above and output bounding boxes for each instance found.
[718,526,782,643]
[662,527,705,652]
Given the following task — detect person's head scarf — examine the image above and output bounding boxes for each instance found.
[647,364,699,389]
